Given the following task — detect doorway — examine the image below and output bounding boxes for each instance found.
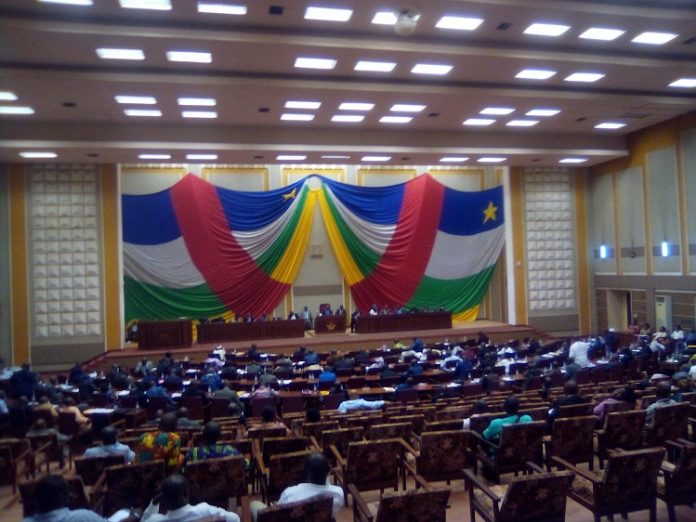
[606,290,630,331]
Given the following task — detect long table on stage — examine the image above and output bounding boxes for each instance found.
[138,320,192,349]
[354,311,452,334]
[197,319,305,343]
[314,314,347,334]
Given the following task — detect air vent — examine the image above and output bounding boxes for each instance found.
[269,5,283,15]
[258,107,269,113]
[497,23,512,31]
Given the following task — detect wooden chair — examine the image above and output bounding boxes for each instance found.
[257,449,315,503]
[644,402,689,446]
[557,403,594,418]
[472,421,546,483]
[423,419,464,432]
[656,440,696,522]
[555,447,664,522]
[403,429,470,486]
[92,460,165,516]
[247,426,287,440]
[251,397,279,418]
[465,463,574,522]
[74,454,126,486]
[388,414,425,435]
[185,455,247,510]
[331,439,403,500]
[367,422,412,442]
[544,416,596,471]
[27,432,66,471]
[182,395,206,421]
[256,436,310,468]
[19,476,90,518]
[0,439,34,494]
[317,428,364,464]
[299,420,339,439]
[594,410,646,469]
[257,494,333,522]
[210,397,232,418]
[350,478,450,522]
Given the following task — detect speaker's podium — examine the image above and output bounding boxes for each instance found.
[138,319,193,350]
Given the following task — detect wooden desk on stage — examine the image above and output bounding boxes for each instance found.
[138,320,192,349]
[314,314,347,334]
[354,311,452,334]
[197,319,305,343]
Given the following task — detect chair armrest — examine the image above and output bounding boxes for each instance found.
[330,445,346,468]
[397,437,419,457]
[347,483,373,522]
[469,430,499,452]
[254,449,268,477]
[309,435,320,450]
[463,469,501,502]
[661,461,676,475]
[526,461,546,474]
[552,456,602,484]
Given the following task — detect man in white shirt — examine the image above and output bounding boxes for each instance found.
[250,453,344,521]
[568,339,590,368]
[83,427,135,463]
[140,474,239,522]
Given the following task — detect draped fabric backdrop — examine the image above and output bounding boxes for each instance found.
[123,173,504,323]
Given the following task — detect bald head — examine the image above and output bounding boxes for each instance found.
[306,452,331,485]
[159,474,189,510]
[159,412,178,432]
[655,381,672,399]
[564,380,578,396]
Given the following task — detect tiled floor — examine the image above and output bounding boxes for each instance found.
[2,462,696,521]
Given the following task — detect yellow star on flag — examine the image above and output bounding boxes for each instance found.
[483,200,498,223]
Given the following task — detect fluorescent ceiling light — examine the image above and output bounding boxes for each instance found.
[0,91,18,101]
[0,106,35,114]
[294,57,337,70]
[19,152,57,158]
[119,0,171,10]
[463,118,495,126]
[362,156,391,161]
[305,6,353,22]
[39,0,93,5]
[139,154,171,160]
[182,110,217,118]
[515,68,556,80]
[124,109,162,117]
[506,119,539,127]
[277,155,307,160]
[372,11,398,25]
[391,104,426,112]
[379,116,413,124]
[338,102,374,111]
[478,157,506,163]
[595,122,626,129]
[280,113,315,121]
[669,78,696,88]
[354,60,396,72]
[599,245,608,259]
[524,23,570,37]
[186,154,218,160]
[565,72,605,83]
[559,158,587,164]
[322,155,350,159]
[480,107,514,115]
[115,95,157,104]
[411,63,453,75]
[331,115,364,122]
[631,31,678,45]
[178,97,216,106]
[96,48,145,60]
[285,101,321,110]
[526,108,560,117]
[435,16,483,31]
[579,27,625,41]
[439,157,469,162]
[661,241,670,257]
[166,51,212,63]
[197,2,247,15]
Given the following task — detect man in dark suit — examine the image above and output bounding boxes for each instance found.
[547,380,589,426]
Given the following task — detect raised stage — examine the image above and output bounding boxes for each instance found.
[86,320,544,371]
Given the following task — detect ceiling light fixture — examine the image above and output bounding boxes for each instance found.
[515,68,556,80]
[631,31,678,45]
[506,119,539,127]
[19,152,57,158]
[435,15,483,31]
[280,113,315,121]
[186,154,218,160]
[0,106,35,115]
[372,11,398,25]
[379,116,412,123]
[124,109,162,117]
[362,156,391,161]
[277,155,307,160]
[394,9,421,35]
[669,78,696,88]
[411,63,452,75]
[354,60,396,72]
[305,6,353,22]
[338,102,374,111]
[524,23,570,37]
[178,97,216,106]
[564,72,605,82]
[579,27,625,41]
[139,154,172,160]
[463,118,495,126]
[331,115,364,122]
[285,101,321,110]
[39,0,93,5]
[480,107,515,115]
[559,158,587,163]
[96,48,145,60]
[390,104,426,112]
[478,157,506,163]
[0,91,18,101]
[119,0,171,10]
[595,122,626,129]
[197,2,247,15]
[322,155,350,159]
[166,51,212,63]
[115,95,157,104]
[439,157,469,162]
[526,108,560,117]
[294,57,337,70]
[182,110,217,118]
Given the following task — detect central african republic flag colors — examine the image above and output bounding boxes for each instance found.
[123,174,504,322]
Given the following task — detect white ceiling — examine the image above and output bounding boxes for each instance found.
[0,0,695,167]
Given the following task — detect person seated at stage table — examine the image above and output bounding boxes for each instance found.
[318,305,333,317]
[336,304,346,315]
[84,426,136,463]
[135,358,153,378]
[287,310,298,320]
[369,304,379,316]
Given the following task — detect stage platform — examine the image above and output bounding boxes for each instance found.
[85,320,545,371]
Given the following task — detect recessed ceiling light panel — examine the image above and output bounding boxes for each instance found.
[372,11,397,25]
[480,107,515,115]
[39,0,93,5]
[631,31,678,45]
[579,27,625,41]
[435,16,483,31]
[285,101,321,109]
[331,115,364,122]
[280,113,315,121]
[595,122,626,129]
[139,154,172,160]
[506,119,539,127]
[362,156,391,161]
[177,97,217,106]
[294,57,337,69]
[115,95,157,104]
[564,72,605,82]
[197,2,247,15]
[0,91,18,101]
[354,60,396,72]
[305,6,353,22]
[124,109,162,117]
[166,51,212,63]
[526,108,560,117]
[182,110,217,118]
[0,106,35,115]
[119,0,171,10]
[559,158,587,163]
[524,23,570,37]
[96,48,145,60]
[379,116,412,123]
[322,155,350,159]
[411,63,453,75]
[19,152,57,158]
[669,78,696,88]
[338,102,374,111]
[390,104,426,112]
[186,154,218,160]
[439,157,469,162]
[478,157,506,163]
[463,118,495,126]
[515,68,556,80]
[277,155,307,160]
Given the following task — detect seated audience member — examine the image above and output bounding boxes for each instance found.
[200,368,223,391]
[175,407,202,429]
[27,418,71,446]
[135,358,153,379]
[23,474,111,522]
[257,406,288,433]
[34,395,59,421]
[563,356,582,381]
[141,474,240,522]
[0,390,8,415]
[259,371,279,388]
[593,387,632,425]
[59,396,92,434]
[318,367,336,383]
[306,408,321,423]
[185,421,242,466]
[213,382,244,410]
[483,395,532,441]
[135,412,182,469]
[547,380,589,426]
[250,452,344,522]
[671,376,693,402]
[645,381,677,428]
[84,426,135,463]
[68,362,85,386]
[181,380,209,404]
[245,359,263,377]
[251,381,279,399]
[146,381,173,406]
[303,350,320,365]
[463,399,489,429]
